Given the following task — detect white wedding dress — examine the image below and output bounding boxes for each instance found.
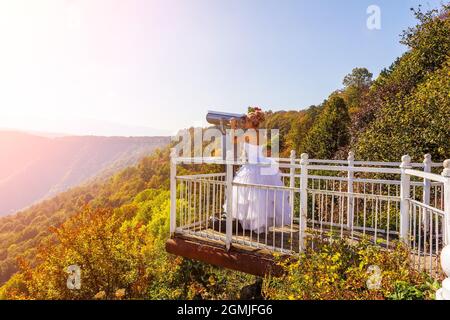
[228,143,291,234]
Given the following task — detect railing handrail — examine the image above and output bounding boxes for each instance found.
[307,188,401,202]
[405,168,447,184]
[408,198,445,216]
[178,171,444,187]
[232,181,299,191]
[276,157,442,167]
[174,155,443,168]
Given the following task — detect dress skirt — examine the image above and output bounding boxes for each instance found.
[230,163,291,234]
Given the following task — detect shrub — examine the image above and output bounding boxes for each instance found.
[263,237,437,300]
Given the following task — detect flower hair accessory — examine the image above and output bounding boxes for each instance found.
[247,106,265,127]
[248,106,262,113]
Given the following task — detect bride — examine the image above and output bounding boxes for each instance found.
[228,107,291,234]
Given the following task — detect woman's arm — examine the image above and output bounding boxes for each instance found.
[230,118,255,145]
[230,118,240,145]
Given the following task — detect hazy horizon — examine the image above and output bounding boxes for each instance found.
[0,118,173,138]
[0,127,171,138]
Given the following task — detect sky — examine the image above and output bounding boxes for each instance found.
[0,0,444,136]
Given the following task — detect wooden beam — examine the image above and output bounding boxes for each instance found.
[165,237,284,277]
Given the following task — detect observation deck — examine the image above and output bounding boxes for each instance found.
[166,151,450,279]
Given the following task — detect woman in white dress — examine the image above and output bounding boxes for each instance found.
[228,107,291,234]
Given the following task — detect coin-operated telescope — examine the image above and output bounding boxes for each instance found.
[206,110,246,160]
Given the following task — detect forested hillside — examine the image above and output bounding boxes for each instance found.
[0,131,170,216]
[0,4,448,299]
[0,148,252,299]
[0,148,172,286]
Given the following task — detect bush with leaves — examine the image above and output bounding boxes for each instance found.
[263,237,438,300]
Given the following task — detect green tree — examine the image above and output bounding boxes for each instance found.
[262,110,305,156]
[286,105,321,155]
[343,67,373,88]
[302,95,350,159]
[341,68,373,115]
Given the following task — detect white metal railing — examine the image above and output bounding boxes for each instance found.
[170,150,450,279]
[408,199,445,277]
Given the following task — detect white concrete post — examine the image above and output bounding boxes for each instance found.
[225,150,234,251]
[436,159,450,300]
[347,151,355,229]
[289,150,296,213]
[170,148,177,235]
[299,153,309,252]
[399,155,412,242]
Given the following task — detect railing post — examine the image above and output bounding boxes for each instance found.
[299,153,309,252]
[399,155,412,242]
[225,150,234,251]
[289,150,296,211]
[436,160,450,300]
[170,148,177,235]
[347,151,355,229]
[422,154,432,229]
[442,160,450,246]
[423,154,432,204]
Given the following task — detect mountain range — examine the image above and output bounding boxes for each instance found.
[0,130,170,216]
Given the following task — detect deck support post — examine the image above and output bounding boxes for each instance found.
[399,155,412,242]
[170,148,177,235]
[347,152,355,229]
[289,150,296,212]
[225,151,234,251]
[436,160,450,300]
[299,153,309,252]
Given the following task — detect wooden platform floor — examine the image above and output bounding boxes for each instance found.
[169,222,441,277]
[179,221,400,253]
